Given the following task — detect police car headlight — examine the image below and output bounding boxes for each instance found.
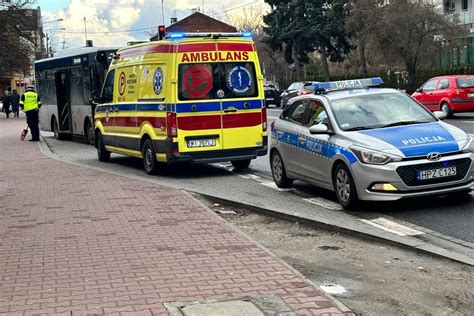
[461,137,474,153]
[350,146,402,165]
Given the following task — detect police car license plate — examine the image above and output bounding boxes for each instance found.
[187,139,216,148]
[468,93,474,97]
[417,167,456,180]
[267,98,274,100]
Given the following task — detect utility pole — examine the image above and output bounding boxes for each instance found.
[84,17,88,45]
[45,33,49,57]
[62,35,66,49]
[161,0,165,25]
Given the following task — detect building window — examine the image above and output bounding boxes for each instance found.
[462,0,468,10]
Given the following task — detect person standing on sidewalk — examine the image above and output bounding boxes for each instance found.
[19,85,42,142]
[10,89,20,118]
[2,87,12,118]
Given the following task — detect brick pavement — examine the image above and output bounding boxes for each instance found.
[0,117,348,315]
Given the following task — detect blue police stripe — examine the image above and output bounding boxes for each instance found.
[274,129,357,164]
[359,122,459,157]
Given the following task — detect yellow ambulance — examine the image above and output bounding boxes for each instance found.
[94,32,268,174]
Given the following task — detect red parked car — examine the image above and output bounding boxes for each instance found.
[411,75,474,118]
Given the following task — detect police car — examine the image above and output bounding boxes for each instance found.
[270,78,474,209]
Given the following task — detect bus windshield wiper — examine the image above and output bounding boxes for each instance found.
[378,120,429,128]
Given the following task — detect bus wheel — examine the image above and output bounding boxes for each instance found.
[97,132,110,162]
[231,159,251,170]
[142,139,159,175]
[85,119,94,145]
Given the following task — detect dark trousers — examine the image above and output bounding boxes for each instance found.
[26,109,39,141]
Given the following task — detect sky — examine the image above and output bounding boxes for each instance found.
[36,0,267,53]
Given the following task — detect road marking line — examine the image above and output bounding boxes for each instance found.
[260,181,294,191]
[360,217,424,236]
[303,197,342,210]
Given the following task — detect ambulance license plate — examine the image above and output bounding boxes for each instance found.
[187,139,216,148]
[416,167,456,180]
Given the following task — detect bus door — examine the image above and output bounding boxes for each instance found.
[55,71,72,132]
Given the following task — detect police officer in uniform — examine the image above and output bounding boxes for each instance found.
[19,85,42,142]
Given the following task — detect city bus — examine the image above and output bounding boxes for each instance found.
[35,47,117,144]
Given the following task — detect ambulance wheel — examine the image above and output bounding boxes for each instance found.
[142,139,159,175]
[332,162,359,210]
[271,150,293,188]
[231,159,251,170]
[96,132,110,162]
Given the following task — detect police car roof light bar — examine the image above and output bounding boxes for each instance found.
[312,77,384,94]
[165,32,253,40]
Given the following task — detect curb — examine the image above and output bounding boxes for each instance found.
[197,193,474,266]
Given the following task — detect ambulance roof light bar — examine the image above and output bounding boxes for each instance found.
[166,32,253,40]
[312,77,384,94]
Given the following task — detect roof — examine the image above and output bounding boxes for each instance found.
[150,12,237,41]
[35,47,119,64]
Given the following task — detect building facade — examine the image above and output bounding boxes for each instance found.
[441,0,474,67]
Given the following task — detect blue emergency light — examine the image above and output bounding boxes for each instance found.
[165,32,253,40]
[312,77,384,92]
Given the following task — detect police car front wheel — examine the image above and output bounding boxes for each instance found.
[332,163,359,210]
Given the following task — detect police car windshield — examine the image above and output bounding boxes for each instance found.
[330,93,436,131]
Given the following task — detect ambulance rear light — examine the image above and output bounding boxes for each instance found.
[166,112,178,138]
[165,32,253,40]
[312,77,384,93]
[262,107,267,131]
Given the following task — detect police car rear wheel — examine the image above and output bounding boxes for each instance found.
[333,163,359,210]
[142,139,159,175]
[97,132,110,162]
[231,159,251,170]
[271,151,293,188]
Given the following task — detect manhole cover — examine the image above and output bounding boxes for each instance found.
[181,300,264,316]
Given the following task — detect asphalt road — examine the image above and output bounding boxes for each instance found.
[249,106,474,243]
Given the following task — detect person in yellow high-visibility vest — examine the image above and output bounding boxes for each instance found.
[19,85,42,142]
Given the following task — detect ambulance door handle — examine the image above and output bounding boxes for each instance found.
[114,105,119,113]
[224,107,238,113]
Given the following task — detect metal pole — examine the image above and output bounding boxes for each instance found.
[46,33,49,57]
[161,0,165,25]
[84,17,88,44]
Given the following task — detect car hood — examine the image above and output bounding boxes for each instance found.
[348,122,468,158]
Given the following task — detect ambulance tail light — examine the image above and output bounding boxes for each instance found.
[167,112,178,137]
[262,107,267,131]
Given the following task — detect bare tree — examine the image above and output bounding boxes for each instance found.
[0,0,39,75]
[374,0,464,92]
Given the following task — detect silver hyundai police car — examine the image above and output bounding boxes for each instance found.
[270,78,474,209]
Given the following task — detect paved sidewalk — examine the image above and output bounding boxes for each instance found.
[0,118,349,315]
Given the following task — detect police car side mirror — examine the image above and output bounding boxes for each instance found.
[433,111,447,120]
[309,124,329,134]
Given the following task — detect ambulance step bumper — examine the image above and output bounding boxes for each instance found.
[168,147,267,164]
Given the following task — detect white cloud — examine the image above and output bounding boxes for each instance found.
[41,0,267,53]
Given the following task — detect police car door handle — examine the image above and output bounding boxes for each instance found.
[277,131,284,136]
[298,136,306,143]
[223,106,238,113]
